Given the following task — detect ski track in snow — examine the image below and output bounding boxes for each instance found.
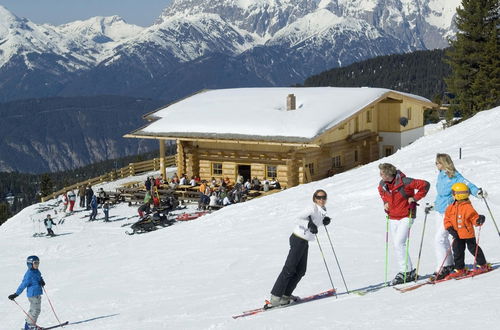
[1,107,500,329]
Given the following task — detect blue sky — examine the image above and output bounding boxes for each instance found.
[0,0,173,26]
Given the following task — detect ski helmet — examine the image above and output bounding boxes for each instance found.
[452,183,470,201]
[26,255,40,269]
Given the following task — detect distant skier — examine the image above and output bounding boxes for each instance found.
[103,202,110,222]
[85,185,94,210]
[443,183,491,279]
[432,153,484,279]
[89,195,98,221]
[378,163,430,285]
[267,189,331,308]
[67,190,76,213]
[44,214,56,237]
[8,255,46,330]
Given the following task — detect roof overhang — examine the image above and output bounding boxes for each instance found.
[124,131,320,148]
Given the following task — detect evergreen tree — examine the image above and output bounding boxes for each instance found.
[40,174,53,197]
[0,202,11,225]
[445,0,500,118]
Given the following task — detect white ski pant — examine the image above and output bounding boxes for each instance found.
[434,212,454,270]
[26,295,41,325]
[390,217,413,273]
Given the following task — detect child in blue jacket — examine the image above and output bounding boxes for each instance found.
[8,255,45,330]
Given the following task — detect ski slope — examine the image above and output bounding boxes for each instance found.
[1,107,500,329]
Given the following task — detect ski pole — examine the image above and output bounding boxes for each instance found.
[384,214,390,286]
[324,226,349,293]
[43,286,62,326]
[482,196,500,238]
[472,223,483,271]
[315,234,337,297]
[415,204,430,281]
[12,299,40,328]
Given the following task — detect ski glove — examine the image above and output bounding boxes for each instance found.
[477,188,487,198]
[477,215,486,226]
[447,227,459,240]
[8,293,18,300]
[40,279,45,287]
[424,204,434,214]
[323,216,331,226]
[308,220,318,234]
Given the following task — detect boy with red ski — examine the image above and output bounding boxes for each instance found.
[443,182,491,279]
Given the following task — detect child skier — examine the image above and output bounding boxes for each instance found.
[44,214,56,237]
[103,202,110,222]
[443,182,491,279]
[8,255,45,330]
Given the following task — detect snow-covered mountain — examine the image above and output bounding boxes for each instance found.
[1,107,499,329]
[0,0,461,101]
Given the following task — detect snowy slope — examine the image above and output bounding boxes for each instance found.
[1,108,500,329]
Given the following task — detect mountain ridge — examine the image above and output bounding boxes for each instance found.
[0,0,460,102]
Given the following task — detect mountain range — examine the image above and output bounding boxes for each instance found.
[0,0,461,103]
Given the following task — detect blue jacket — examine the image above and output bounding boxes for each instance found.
[90,195,98,208]
[15,269,44,297]
[434,170,479,213]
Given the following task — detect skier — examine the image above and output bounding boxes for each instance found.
[67,190,76,213]
[44,214,56,237]
[267,189,331,308]
[78,185,86,208]
[432,153,484,279]
[59,193,68,214]
[89,194,98,221]
[85,185,93,210]
[103,202,110,222]
[8,255,46,330]
[443,183,491,279]
[378,163,430,285]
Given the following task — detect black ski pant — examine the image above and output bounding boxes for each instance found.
[46,228,55,236]
[452,237,486,269]
[271,234,308,297]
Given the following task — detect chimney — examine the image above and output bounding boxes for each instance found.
[287,94,296,111]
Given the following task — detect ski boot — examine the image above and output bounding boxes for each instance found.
[470,263,492,276]
[433,265,454,280]
[444,268,467,280]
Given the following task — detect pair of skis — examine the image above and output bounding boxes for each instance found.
[31,321,69,330]
[232,289,336,319]
[394,266,494,293]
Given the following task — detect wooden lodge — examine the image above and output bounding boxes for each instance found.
[125,87,437,188]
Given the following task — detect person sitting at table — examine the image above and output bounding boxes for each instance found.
[251,177,261,190]
[179,174,188,186]
[189,176,197,187]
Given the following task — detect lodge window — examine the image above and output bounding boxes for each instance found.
[354,149,359,162]
[266,165,277,178]
[305,162,315,175]
[366,109,372,123]
[332,155,342,168]
[384,146,394,157]
[407,107,412,120]
[212,163,222,175]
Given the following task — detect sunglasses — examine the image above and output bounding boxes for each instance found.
[315,195,327,200]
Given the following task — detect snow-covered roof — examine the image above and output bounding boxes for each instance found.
[128,87,434,143]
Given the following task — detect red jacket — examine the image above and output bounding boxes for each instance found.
[378,171,430,220]
[443,200,480,239]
